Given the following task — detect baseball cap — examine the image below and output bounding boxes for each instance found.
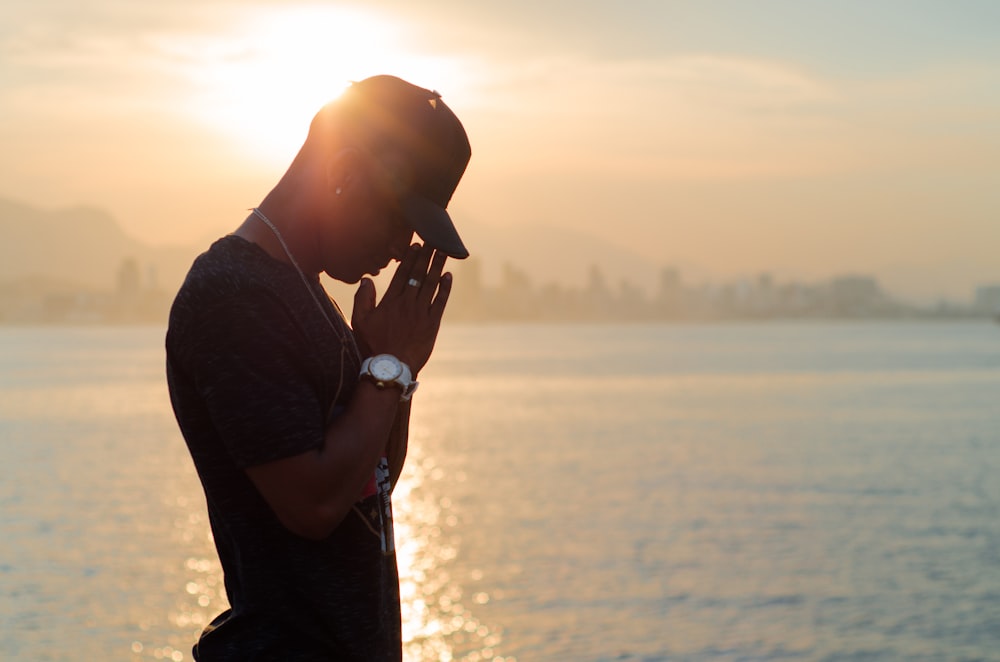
[338,75,472,259]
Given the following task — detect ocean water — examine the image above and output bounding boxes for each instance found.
[1,322,999,661]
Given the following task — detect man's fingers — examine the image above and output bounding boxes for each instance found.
[351,277,376,325]
[418,251,448,305]
[404,245,434,296]
[429,272,453,317]
[385,244,422,298]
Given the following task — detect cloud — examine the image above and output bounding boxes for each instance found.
[467,52,1000,182]
[467,54,845,179]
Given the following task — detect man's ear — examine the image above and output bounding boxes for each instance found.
[325,148,362,196]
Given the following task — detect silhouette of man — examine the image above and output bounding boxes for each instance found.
[165,75,471,661]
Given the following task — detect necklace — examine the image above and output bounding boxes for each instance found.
[251,207,359,361]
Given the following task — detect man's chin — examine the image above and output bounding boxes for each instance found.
[324,263,384,283]
[365,263,389,279]
[323,268,362,284]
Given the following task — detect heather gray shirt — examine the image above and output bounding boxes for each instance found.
[166,236,401,661]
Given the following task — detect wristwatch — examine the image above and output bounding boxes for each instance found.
[359,354,418,401]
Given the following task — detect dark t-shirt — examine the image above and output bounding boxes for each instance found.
[165,236,401,661]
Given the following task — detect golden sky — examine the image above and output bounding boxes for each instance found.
[1,0,998,299]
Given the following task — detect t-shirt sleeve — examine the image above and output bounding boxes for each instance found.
[177,287,330,468]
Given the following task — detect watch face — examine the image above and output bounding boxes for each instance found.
[370,354,403,381]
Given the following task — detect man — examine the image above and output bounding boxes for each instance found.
[165,75,471,661]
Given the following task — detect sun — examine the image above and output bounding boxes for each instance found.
[178,5,462,166]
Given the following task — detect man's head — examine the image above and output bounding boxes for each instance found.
[305,75,472,260]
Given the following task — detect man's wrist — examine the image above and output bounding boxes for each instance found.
[359,354,419,401]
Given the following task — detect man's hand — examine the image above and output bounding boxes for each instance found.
[351,244,452,374]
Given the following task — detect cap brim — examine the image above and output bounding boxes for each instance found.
[401,195,469,259]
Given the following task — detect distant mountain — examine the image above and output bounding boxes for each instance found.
[0,198,200,292]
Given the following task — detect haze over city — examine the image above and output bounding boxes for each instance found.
[2,0,998,301]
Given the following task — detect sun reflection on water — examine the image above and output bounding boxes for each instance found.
[146,436,512,662]
[394,439,513,662]
[127,491,226,661]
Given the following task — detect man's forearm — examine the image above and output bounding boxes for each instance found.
[245,381,402,539]
[387,400,410,490]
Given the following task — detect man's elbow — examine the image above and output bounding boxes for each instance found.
[245,456,353,540]
[277,502,350,541]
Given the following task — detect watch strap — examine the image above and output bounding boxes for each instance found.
[359,355,419,401]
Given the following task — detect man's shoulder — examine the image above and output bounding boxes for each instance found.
[185,235,262,288]
[173,236,285,309]
[167,236,284,343]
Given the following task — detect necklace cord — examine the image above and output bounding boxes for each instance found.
[251,207,359,403]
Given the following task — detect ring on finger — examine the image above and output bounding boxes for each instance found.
[407,278,421,288]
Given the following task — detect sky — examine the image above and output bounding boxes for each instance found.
[1,0,998,300]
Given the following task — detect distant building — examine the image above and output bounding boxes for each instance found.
[828,275,887,315]
[655,267,683,317]
[974,284,1000,315]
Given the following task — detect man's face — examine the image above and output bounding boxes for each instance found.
[321,159,415,283]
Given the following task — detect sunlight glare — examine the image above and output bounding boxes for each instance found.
[178,5,464,165]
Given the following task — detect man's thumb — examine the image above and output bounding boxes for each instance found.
[352,277,375,322]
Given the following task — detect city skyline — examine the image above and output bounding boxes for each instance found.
[3,246,998,326]
[2,195,997,312]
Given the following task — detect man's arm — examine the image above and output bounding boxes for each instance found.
[245,380,403,540]
[386,400,410,490]
[246,245,445,540]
